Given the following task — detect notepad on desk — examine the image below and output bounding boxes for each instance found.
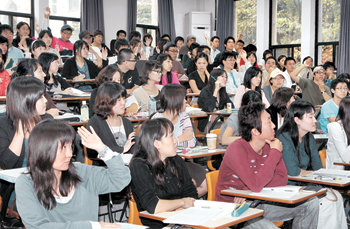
[312,168,350,179]
[252,185,306,199]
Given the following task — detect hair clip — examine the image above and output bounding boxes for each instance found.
[210,75,216,81]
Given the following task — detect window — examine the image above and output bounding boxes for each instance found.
[48,0,81,42]
[315,0,341,65]
[269,0,302,62]
[136,0,158,46]
[234,0,257,45]
[0,0,34,35]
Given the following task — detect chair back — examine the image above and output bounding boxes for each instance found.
[206,170,219,201]
[319,149,326,168]
[128,193,143,225]
[83,146,93,165]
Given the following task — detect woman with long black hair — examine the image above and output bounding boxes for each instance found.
[277,100,346,229]
[15,119,130,228]
[130,118,197,228]
[157,53,180,85]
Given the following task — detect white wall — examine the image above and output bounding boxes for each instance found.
[103,0,128,47]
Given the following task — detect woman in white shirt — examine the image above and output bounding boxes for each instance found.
[326,96,350,169]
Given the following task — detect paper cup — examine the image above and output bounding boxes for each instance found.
[206,133,217,150]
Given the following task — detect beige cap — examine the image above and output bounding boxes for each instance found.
[270,68,284,79]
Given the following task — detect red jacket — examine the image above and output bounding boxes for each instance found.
[215,138,288,202]
[0,70,10,96]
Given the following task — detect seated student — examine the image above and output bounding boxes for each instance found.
[157,53,180,85]
[16,119,130,229]
[62,40,108,81]
[12,59,59,117]
[182,42,200,69]
[319,78,348,133]
[327,97,350,170]
[38,29,57,54]
[186,45,213,76]
[0,77,52,210]
[0,53,10,96]
[216,102,319,229]
[258,49,272,70]
[91,30,113,57]
[219,90,261,147]
[213,36,236,68]
[175,36,184,56]
[323,61,336,88]
[266,87,295,131]
[38,52,72,95]
[130,38,146,60]
[149,38,168,61]
[188,53,210,93]
[12,22,33,52]
[219,51,245,96]
[240,51,258,72]
[290,65,331,106]
[0,35,16,74]
[151,84,207,197]
[164,43,185,77]
[110,29,127,55]
[277,100,347,229]
[179,35,196,60]
[261,56,277,87]
[299,56,313,79]
[198,69,233,132]
[51,24,74,56]
[128,31,141,41]
[88,82,135,155]
[282,57,297,88]
[277,55,286,71]
[141,33,154,59]
[234,66,270,109]
[133,61,163,112]
[263,68,285,103]
[31,40,47,60]
[130,118,198,228]
[210,36,220,63]
[0,24,24,66]
[116,48,140,94]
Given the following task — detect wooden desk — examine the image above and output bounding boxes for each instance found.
[66,79,96,84]
[288,175,350,187]
[52,96,90,102]
[178,148,226,159]
[221,186,327,204]
[334,162,350,167]
[69,121,88,127]
[139,204,264,229]
[0,96,5,103]
[127,116,149,123]
[206,110,232,116]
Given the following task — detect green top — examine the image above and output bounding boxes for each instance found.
[278,132,323,176]
[15,153,131,229]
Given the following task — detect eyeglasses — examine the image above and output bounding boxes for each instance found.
[152,69,162,73]
[127,59,137,62]
[168,49,178,53]
[315,71,325,74]
[335,87,349,91]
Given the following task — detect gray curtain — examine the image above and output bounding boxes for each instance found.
[216,0,234,51]
[158,0,176,41]
[337,0,350,74]
[128,0,137,35]
[80,0,105,34]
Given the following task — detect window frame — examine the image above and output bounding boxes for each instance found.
[314,0,339,65]
[268,0,301,59]
[0,0,35,37]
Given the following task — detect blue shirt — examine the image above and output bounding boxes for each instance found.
[8,46,24,65]
[319,99,338,134]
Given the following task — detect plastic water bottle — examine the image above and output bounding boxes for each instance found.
[81,101,89,121]
[148,96,157,116]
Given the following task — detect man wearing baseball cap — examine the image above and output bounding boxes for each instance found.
[51,24,74,55]
[263,68,285,103]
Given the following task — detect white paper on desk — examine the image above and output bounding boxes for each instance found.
[67,88,91,97]
[115,223,148,229]
[252,186,301,199]
[163,207,223,226]
[54,113,81,120]
[313,168,350,178]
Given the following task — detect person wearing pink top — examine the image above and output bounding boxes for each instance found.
[215,102,319,229]
[51,25,74,56]
[156,53,180,85]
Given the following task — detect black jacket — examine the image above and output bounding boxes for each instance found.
[61,57,108,80]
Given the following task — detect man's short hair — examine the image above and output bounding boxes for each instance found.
[239,102,265,141]
[224,36,235,45]
[323,61,336,70]
[117,48,133,64]
[302,56,313,63]
[284,57,296,66]
[220,51,237,64]
[197,45,210,53]
[60,24,73,32]
[164,43,177,52]
[174,36,184,44]
[237,39,245,45]
[0,24,13,34]
[330,77,348,91]
[244,44,257,53]
[114,39,130,51]
[186,35,196,42]
[265,56,277,64]
[128,31,141,41]
[116,29,126,37]
[210,36,220,42]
